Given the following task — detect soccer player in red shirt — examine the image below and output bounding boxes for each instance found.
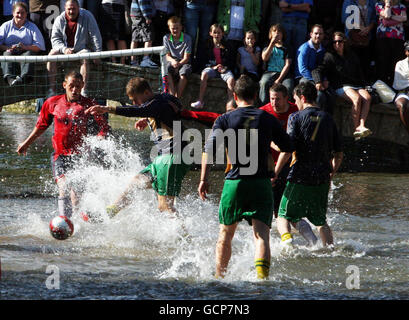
[17,70,110,223]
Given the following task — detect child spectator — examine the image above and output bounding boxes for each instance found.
[100,0,127,64]
[191,23,235,109]
[130,0,157,67]
[259,24,292,105]
[164,15,192,98]
[217,0,260,73]
[236,30,261,82]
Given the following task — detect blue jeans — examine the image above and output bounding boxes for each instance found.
[184,1,216,62]
[259,72,294,105]
[282,17,308,59]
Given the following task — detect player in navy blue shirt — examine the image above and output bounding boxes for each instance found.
[199,75,294,279]
[274,81,343,247]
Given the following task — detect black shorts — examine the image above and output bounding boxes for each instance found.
[51,154,78,181]
[100,3,127,41]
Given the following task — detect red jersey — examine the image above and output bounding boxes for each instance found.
[260,101,298,162]
[36,94,110,160]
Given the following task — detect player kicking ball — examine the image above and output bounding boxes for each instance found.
[17,71,110,236]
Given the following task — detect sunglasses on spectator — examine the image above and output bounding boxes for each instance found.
[333,40,344,44]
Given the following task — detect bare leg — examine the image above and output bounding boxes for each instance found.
[276,216,291,236]
[143,40,152,60]
[198,72,209,103]
[167,73,176,96]
[226,77,235,99]
[80,59,89,91]
[106,39,116,62]
[343,88,362,131]
[177,75,188,98]
[118,40,127,64]
[215,223,238,278]
[357,88,371,130]
[111,174,152,211]
[395,98,409,135]
[157,195,176,213]
[316,223,333,246]
[46,49,60,92]
[131,41,138,63]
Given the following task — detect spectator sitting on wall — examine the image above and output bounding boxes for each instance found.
[164,15,192,99]
[0,1,45,86]
[47,0,102,97]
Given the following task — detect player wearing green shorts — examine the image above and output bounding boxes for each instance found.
[87,77,190,215]
[274,81,343,247]
[198,75,294,279]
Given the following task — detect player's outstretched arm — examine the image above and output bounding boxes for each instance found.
[17,127,46,155]
[86,105,115,115]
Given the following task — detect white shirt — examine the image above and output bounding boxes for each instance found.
[393,57,409,91]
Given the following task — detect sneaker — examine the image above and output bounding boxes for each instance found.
[140,57,158,68]
[106,204,120,218]
[6,75,15,86]
[280,232,293,247]
[12,76,23,86]
[190,100,204,109]
[354,128,372,141]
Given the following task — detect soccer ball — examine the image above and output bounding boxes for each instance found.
[49,215,74,240]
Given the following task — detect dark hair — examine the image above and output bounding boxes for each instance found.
[234,75,258,102]
[12,1,28,13]
[310,24,324,33]
[269,24,286,42]
[269,83,288,97]
[293,81,317,104]
[64,70,83,81]
[210,23,224,33]
[126,77,152,96]
[65,0,80,6]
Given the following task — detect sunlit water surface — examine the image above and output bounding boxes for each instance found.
[0,113,408,300]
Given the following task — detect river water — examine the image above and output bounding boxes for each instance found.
[0,112,408,300]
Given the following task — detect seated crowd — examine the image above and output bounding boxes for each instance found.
[1,0,409,135]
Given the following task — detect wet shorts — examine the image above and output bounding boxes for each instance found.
[278,181,330,226]
[219,178,273,227]
[140,153,191,196]
[51,154,79,181]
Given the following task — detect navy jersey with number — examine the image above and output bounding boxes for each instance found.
[204,106,294,179]
[286,106,342,185]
